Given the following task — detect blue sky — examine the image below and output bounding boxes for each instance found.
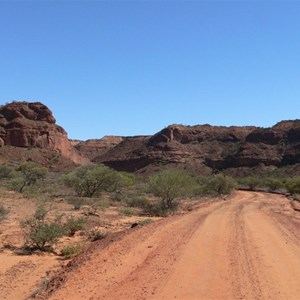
[0,1,300,140]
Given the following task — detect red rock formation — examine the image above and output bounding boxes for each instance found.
[1,101,299,175]
[89,122,300,174]
[73,136,124,161]
[0,101,88,164]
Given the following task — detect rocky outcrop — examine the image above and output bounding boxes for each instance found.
[73,136,124,161]
[0,101,88,164]
[1,101,299,175]
[87,122,300,174]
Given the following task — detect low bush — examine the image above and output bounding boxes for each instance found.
[21,217,66,251]
[65,217,86,236]
[95,200,110,211]
[21,207,86,251]
[64,164,123,197]
[118,207,138,216]
[207,174,236,195]
[0,165,14,179]
[60,243,82,259]
[67,197,86,210]
[239,176,262,190]
[110,192,125,202]
[87,230,108,241]
[143,202,171,217]
[264,178,285,192]
[125,196,150,208]
[15,162,48,193]
[138,218,154,226]
[34,205,48,221]
[286,177,300,195]
[148,169,194,210]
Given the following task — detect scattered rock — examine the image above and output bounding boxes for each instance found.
[130,223,139,228]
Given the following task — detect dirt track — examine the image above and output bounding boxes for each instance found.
[48,191,300,300]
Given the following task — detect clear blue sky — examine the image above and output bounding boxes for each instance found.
[0,1,300,140]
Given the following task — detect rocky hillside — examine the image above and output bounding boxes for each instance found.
[73,136,124,161]
[0,101,88,166]
[84,122,300,175]
[0,101,299,175]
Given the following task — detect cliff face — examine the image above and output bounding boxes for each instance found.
[1,101,299,175]
[73,136,124,161]
[0,101,88,164]
[87,122,300,174]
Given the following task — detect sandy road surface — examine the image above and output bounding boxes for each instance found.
[48,191,300,300]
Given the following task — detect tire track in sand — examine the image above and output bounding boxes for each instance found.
[48,191,300,300]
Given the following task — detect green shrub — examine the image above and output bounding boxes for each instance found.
[106,171,135,193]
[143,202,169,217]
[21,207,66,251]
[21,218,65,251]
[21,210,87,251]
[64,164,119,197]
[110,192,126,202]
[138,218,154,226]
[148,169,193,210]
[87,230,108,241]
[125,196,150,208]
[15,162,48,193]
[264,178,285,192]
[34,205,48,221]
[0,165,14,179]
[60,243,82,259]
[67,197,86,210]
[207,174,236,195]
[111,192,150,209]
[65,217,86,236]
[95,199,110,211]
[286,177,300,195]
[192,182,209,196]
[118,207,138,216]
[240,176,261,190]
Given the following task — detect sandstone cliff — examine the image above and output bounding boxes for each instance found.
[0,101,88,165]
[1,101,299,175]
[73,136,124,161]
[89,122,300,175]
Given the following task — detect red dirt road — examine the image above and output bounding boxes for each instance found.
[48,191,300,300]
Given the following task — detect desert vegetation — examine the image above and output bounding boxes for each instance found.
[286,177,300,195]
[21,207,66,251]
[0,162,238,255]
[237,175,293,193]
[15,162,48,193]
[1,160,300,298]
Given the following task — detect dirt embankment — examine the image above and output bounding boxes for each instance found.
[45,191,300,300]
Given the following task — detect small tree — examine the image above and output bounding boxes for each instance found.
[21,207,65,251]
[264,178,284,192]
[207,174,236,195]
[107,171,135,193]
[64,164,120,197]
[0,165,14,179]
[16,162,48,192]
[148,169,193,210]
[67,197,86,210]
[64,217,86,236]
[240,176,261,190]
[286,177,300,195]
